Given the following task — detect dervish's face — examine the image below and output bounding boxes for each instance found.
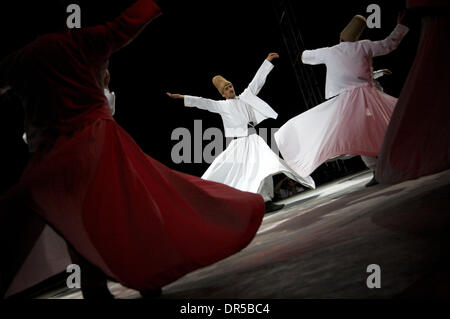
[221,83,236,99]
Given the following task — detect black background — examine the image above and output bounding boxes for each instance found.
[0,0,420,194]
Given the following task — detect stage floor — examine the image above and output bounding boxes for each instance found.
[39,169,450,299]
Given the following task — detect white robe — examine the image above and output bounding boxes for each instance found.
[184,60,315,201]
[185,60,278,138]
[274,24,409,178]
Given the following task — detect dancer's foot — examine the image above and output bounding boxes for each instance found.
[365,174,379,187]
[66,245,115,300]
[140,287,162,299]
[265,201,285,213]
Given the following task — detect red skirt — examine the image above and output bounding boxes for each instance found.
[376,15,450,184]
[2,118,264,290]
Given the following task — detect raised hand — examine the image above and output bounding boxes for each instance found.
[266,52,280,62]
[397,9,407,25]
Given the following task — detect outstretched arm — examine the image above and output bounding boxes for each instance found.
[166,92,184,100]
[361,12,409,57]
[301,47,329,65]
[246,53,279,95]
[167,92,224,114]
[79,0,162,57]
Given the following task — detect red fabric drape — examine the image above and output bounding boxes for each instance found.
[0,0,264,294]
[376,13,450,184]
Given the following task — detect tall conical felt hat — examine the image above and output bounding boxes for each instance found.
[340,15,367,42]
[212,75,231,94]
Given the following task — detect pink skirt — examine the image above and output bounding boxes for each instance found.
[274,83,397,177]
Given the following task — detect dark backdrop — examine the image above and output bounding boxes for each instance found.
[0,0,420,193]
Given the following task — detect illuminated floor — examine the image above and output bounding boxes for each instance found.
[39,169,450,299]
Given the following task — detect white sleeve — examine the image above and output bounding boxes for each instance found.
[361,24,409,57]
[22,133,28,145]
[109,92,116,116]
[301,47,329,65]
[184,95,225,114]
[373,70,385,80]
[246,59,274,96]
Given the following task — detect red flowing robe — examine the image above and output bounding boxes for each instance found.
[0,0,264,291]
[376,9,450,184]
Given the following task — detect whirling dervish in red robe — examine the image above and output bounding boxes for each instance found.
[0,0,264,295]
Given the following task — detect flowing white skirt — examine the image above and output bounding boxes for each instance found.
[274,83,397,178]
[202,134,316,201]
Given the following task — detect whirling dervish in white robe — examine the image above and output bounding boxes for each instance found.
[167,53,315,202]
[274,14,409,179]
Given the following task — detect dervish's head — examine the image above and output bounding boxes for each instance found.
[212,75,236,99]
[340,15,367,43]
